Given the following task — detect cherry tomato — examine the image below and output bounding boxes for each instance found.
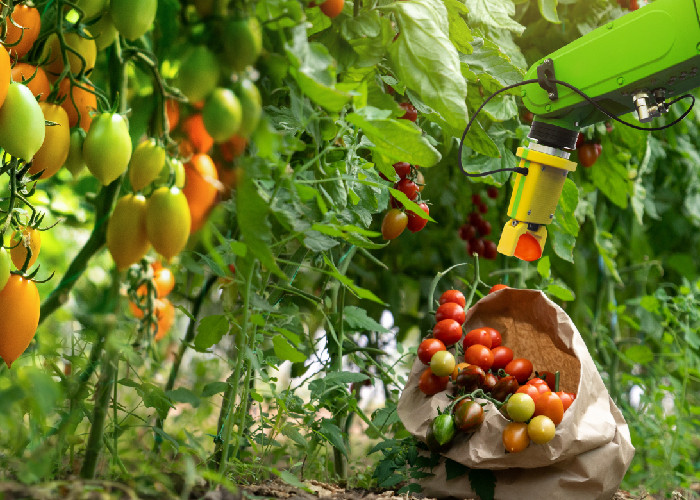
[464,344,494,371]
[483,327,501,348]
[183,113,214,154]
[58,79,96,131]
[516,383,546,404]
[467,238,485,257]
[110,0,158,40]
[107,194,150,270]
[506,393,535,422]
[454,399,484,432]
[491,345,514,370]
[235,79,262,138]
[0,275,40,368]
[439,289,466,308]
[451,362,470,382]
[10,227,41,270]
[417,338,446,364]
[152,265,175,298]
[528,415,556,444]
[490,375,519,402]
[556,391,576,412]
[165,99,179,131]
[575,133,584,149]
[477,203,488,214]
[433,318,462,346]
[482,372,498,392]
[154,298,176,341]
[453,364,485,392]
[320,0,344,18]
[468,212,483,225]
[476,219,491,236]
[513,233,542,262]
[3,5,41,59]
[406,203,429,233]
[533,391,564,425]
[146,187,191,261]
[430,350,455,377]
[578,142,600,168]
[222,17,262,72]
[535,371,557,391]
[396,178,419,200]
[381,209,407,240]
[42,31,96,77]
[91,11,118,50]
[11,64,50,101]
[526,377,549,390]
[463,328,493,350]
[177,46,220,105]
[418,368,449,396]
[393,162,411,179]
[483,240,498,260]
[431,414,455,446]
[83,113,132,185]
[435,302,465,324]
[505,358,533,384]
[471,194,481,205]
[398,102,417,122]
[629,0,639,10]
[220,134,247,162]
[129,139,166,191]
[521,110,534,124]
[184,153,219,233]
[489,284,509,294]
[502,422,529,453]
[486,187,498,199]
[0,83,45,161]
[64,128,87,177]
[29,103,70,179]
[459,224,476,241]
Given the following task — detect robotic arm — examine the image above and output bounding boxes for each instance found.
[494,0,700,260]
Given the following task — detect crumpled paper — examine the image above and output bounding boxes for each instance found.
[397,288,634,499]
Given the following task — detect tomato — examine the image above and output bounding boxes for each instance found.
[629,0,639,11]
[157,157,186,189]
[556,391,576,412]
[165,99,180,132]
[0,83,45,161]
[235,79,262,138]
[42,32,97,77]
[490,375,519,402]
[399,102,417,121]
[432,318,462,346]
[489,284,509,294]
[463,328,493,350]
[477,203,488,214]
[406,202,429,233]
[487,187,498,199]
[467,238,485,257]
[0,249,9,291]
[220,135,247,162]
[575,133,584,149]
[83,113,132,185]
[430,350,455,377]
[528,415,556,444]
[0,275,40,368]
[435,302,465,325]
[381,209,407,240]
[177,46,220,105]
[533,392,564,425]
[453,364,485,392]
[504,358,533,384]
[183,114,214,154]
[526,377,549,390]
[58,79,97,131]
[203,88,243,143]
[483,240,498,260]
[502,422,530,453]
[471,194,481,205]
[183,153,219,232]
[459,224,476,241]
[415,170,425,191]
[71,0,108,20]
[534,371,557,391]
[129,139,166,191]
[425,419,450,452]
[64,128,87,177]
[482,372,498,392]
[11,64,50,101]
[396,178,419,201]
[29,103,70,179]
[515,384,545,404]
[146,187,191,260]
[439,289,466,308]
[469,212,483,225]
[476,219,491,236]
[320,0,345,18]
[3,5,40,59]
[107,194,150,270]
[222,17,263,72]
[215,162,240,198]
[91,11,118,50]
[506,393,535,422]
[418,367,449,396]
[110,0,158,40]
[417,338,445,365]
[10,228,41,271]
[393,162,411,179]
[464,344,494,371]
[578,142,600,168]
[454,400,484,432]
[513,233,542,261]
[491,346,513,371]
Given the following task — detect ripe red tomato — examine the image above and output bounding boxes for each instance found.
[393,162,411,179]
[463,328,493,350]
[417,338,446,364]
[484,327,502,347]
[516,383,548,404]
[459,224,476,241]
[483,240,498,260]
[629,0,638,10]
[406,203,429,233]
[471,194,482,205]
[521,110,534,124]
[381,209,407,240]
[491,345,513,370]
[505,358,533,384]
[578,142,600,168]
[454,399,484,432]
[537,371,557,391]
[418,368,449,396]
[467,238,485,257]
[433,318,463,346]
[468,212,483,225]
[320,0,344,17]
[502,422,529,453]
[489,284,509,294]
[533,391,564,425]
[464,344,494,371]
[556,391,576,412]
[476,219,491,236]
[575,133,584,149]
[396,178,419,200]
[486,187,498,199]
[477,203,488,214]
[435,302,465,324]
[399,102,417,121]
[514,233,542,262]
[439,289,466,308]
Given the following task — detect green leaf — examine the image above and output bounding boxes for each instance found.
[468,468,496,500]
[555,178,580,236]
[139,383,173,419]
[325,371,369,384]
[272,334,307,363]
[538,0,560,23]
[590,152,630,209]
[153,427,179,451]
[303,230,339,252]
[344,305,390,333]
[624,345,654,364]
[550,226,576,262]
[201,382,229,398]
[546,282,575,301]
[323,255,385,304]
[537,255,551,279]
[319,419,348,457]
[194,315,230,352]
[276,470,310,491]
[445,458,469,480]
[460,36,525,90]
[166,387,200,408]
[389,188,436,221]
[443,0,474,54]
[284,424,307,448]
[464,0,525,34]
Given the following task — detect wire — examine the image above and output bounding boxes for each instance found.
[458,77,696,179]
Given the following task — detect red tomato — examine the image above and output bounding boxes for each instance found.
[396,178,419,200]
[483,240,498,260]
[486,187,498,199]
[464,344,494,371]
[467,238,485,257]
[537,371,557,391]
[393,162,411,179]
[453,363,485,392]
[578,142,600,168]
[484,326,501,347]
[417,338,446,365]
[398,102,417,121]
[489,284,509,294]
[526,377,549,390]
[418,368,449,396]
[454,399,484,432]
[505,358,533,384]
[468,212,483,225]
[435,302,465,325]
[471,194,481,205]
[514,233,542,262]
[482,372,498,392]
[575,133,584,149]
[439,289,466,308]
[534,391,564,425]
[476,219,491,236]
[406,202,429,233]
[433,318,463,346]
[556,391,576,412]
[491,345,514,370]
[459,224,476,241]
[463,328,493,350]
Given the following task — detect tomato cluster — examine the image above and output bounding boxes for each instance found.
[458,191,499,259]
[128,261,177,342]
[381,161,429,240]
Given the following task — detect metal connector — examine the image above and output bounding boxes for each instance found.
[633,90,668,123]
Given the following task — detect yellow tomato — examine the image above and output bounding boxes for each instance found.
[146,187,191,261]
[107,194,151,270]
[10,227,41,270]
[29,103,71,179]
[0,275,40,368]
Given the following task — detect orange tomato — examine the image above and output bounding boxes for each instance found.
[58,78,96,131]
[0,275,40,368]
[42,31,97,78]
[128,296,174,340]
[183,153,219,232]
[29,103,71,179]
[10,227,41,270]
[136,263,175,298]
[215,161,240,199]
[489,284,509,294]
[11,63,49,101]
[0,45,10,109]
[3,5,41,59]
[320,0,344,18]
[165,99,179,131]
[182,113,213,154]
[219,134,247,162]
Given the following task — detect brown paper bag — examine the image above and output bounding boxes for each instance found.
[397,289,634,499]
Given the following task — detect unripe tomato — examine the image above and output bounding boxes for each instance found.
[0,248,9,292]
[418,367,449,396]
[71,0,108,20]
[107,194,150,270]
[417,337,445,365]
[183,114,214,154]
[433,318,462,346]
[91,11,118,50]
[464,344,494,371]
[146,187,191,260]
[430,350,455,377]
[64,128,87,177]
[0,275,40,368]
[505,358,533,384]
[29,103,71,179]
[502,422,530,453]
[533,391,564,425]
[177,46,220,105]
[491,345,514,370]
[381,209,407,240]
[431,414,455,446]
[0,83,45,161]
[183,153,219,232]
[463,328,493,349]
[435,302,465,324]
[235,79,262,138]
[58,79,97,131]
[42,32,97,77]
[506,393,535,422]
[222,17,263,72]
[406,203,429,233]
[3,5,40,59]
[110,0,158,40]
[83,113,132,185]
[203,88,243,143]
[10,228,41,270]
[157,157,186,189]
[454,399,484,432]
[439,289,466,308]
[11,64,50,101]
[528,415,556,444]
[129,139,166,191]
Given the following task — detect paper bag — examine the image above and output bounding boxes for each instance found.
[397,289,634,499]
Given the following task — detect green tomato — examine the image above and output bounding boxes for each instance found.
[0,83,45,161]
[177,46,220,105]
[64,128,87,177]
[430,350,455,377]
[202,88,242,143]
[431,414,456,447]
[129,138,166,191]
[235,79,262,138]
[528,415,556,444]
[506,393,536,422]
[82,113,132,185]
[0,247,10,292]
[72,0,107,19]
[222,17,262,72]
[156,157,186,189]
[92,11,118,50]
[110,0,157,40]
